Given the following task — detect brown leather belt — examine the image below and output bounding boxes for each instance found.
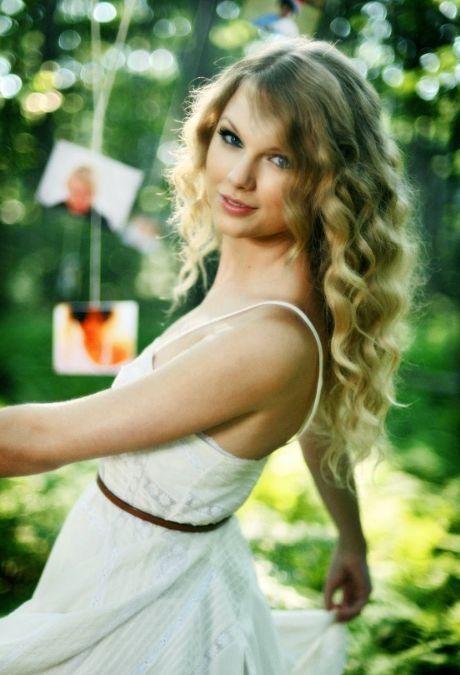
[96,474,232,532]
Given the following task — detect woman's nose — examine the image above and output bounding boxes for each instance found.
[227,156,256,191]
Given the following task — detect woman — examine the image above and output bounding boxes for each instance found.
[0,38,422,673]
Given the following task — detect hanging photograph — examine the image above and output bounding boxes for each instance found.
[52,300,138,375]
[36,140,144,232]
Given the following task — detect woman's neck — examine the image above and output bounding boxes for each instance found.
[206,237,317,314]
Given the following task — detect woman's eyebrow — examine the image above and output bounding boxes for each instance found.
[219,116,240,134]
[219,116,287,154]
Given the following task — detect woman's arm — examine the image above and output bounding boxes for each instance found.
[299,431,372,622]
[301,433,367,551]
[0,313,314,477]
[0,404,57,475]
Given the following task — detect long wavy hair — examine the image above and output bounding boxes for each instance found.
[164,38,426,488]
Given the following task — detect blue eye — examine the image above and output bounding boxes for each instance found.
[271,155,290,170]
[218,127,242,147]
[217,127,290,169]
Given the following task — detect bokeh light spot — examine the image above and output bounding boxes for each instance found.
[330,18,351,38]
[44,91,63,111]
[374,19,392,39]
[153,19,176,38]
[54,67,77,89]
[361,1,386,20]
[33,68,55,92]
[216,1,240,20]
[58,29,81,51]
[58,0,88,21]
[439,1,457,20]
[210,20,253,50]
[92,2,117,23]
[14,132,36,153]
[23,89,63,113]
[149,49,177,79]
[357,40,385,68]
[453,37,460,58]
[0,15,13,35]
[416,76,440,101]
[431,155,451,179]
[0,55,11,75]
[420,52,440,73]
[382,65,404,87]
[140,98,160,120]
[439,22,456,42]
[439,72,456,89]
[62,92,84,113]
[132,0,153,22]
[0,73,22,98]
[1,0,24,16]
[21,29,45,49]
[415,116,435,139]
[58,57,82,78]
[1,198,25,224]
[157,140,181,166]
[173,16,192,37]
[127,49,150,73]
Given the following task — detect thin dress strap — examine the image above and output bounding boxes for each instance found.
[153,300,324,438]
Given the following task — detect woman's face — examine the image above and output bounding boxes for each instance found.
[204,81,295,243]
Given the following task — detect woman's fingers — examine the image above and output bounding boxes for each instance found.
[324,569,346,610]
[334,596,367,622]
[323,553,372,622]
[333,576,369,621]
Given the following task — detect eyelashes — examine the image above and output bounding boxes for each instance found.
[218,127,241,147]
[270,155,291,170]
[217,127,291,169]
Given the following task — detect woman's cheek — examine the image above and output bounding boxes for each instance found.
[262,176,286,210]
[206,148,226,183]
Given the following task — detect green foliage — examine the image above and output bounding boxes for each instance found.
[0,461,96,615]
[240,448,459,674]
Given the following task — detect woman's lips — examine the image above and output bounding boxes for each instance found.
[220,194,257,216]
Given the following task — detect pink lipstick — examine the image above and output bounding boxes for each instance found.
[220,194,257,216]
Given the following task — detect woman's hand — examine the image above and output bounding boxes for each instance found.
[324,541,372,622]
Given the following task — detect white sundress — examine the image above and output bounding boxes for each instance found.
[0,300,347,674]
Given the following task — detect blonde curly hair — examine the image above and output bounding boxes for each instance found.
[164,38,426,488]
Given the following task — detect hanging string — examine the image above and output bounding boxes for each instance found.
[88,0,137,305]
[89,2,102,305]
[90,0,137,153]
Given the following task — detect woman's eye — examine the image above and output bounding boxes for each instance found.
[218,128,242,147]
[271,155,290,170]
[217,127,290,168]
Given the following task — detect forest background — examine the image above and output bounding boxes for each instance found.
[0,1,458,673]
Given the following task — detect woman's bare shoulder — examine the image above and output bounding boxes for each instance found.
[243,303,321,368]
[38,305,319,469]
[195,305,323,456]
